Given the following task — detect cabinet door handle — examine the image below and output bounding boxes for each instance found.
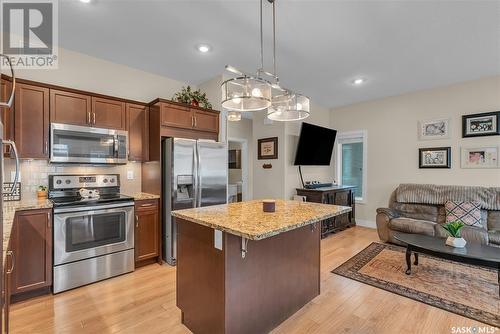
[135,215,139,228]
[191,116,194,127]
[194,116,197,127]
[6,250,14,274]
[47,212,51,228]
[44,140,48,154]
[87,111,91,124]
[92,112,96,125]
[140,203,154,207]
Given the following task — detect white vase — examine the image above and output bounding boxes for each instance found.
[445,236,467,248]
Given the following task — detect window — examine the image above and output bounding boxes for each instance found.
[336,130,367,203]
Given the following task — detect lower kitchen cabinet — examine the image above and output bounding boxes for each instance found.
[10,209,52,299]
[134,199,160,267]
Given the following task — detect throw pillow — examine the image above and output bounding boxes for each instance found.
[445,200,482,227]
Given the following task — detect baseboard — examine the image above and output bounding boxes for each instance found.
[355,219,376,229]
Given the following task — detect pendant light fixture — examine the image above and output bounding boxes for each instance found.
[266,0,310,121]
[221,0,272,112]
[221,0,310,121]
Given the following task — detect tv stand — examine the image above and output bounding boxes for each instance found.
[296,185,356,238]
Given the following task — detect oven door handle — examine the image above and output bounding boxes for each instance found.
[53,201,135,214]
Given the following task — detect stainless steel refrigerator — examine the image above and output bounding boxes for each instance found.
[162,138,227,266]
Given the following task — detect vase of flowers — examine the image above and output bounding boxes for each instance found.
[442,221,467,248]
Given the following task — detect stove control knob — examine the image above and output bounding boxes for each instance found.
[56,180,62,185]
[103,178,108,183]
[110,178,115,183]
[65,179,71,185]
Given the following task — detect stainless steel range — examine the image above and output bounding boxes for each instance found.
[49,174,134,293]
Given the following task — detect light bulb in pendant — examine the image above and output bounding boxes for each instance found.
[251,88,263,98]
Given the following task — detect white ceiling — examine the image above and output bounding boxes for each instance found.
[59,0,500,108]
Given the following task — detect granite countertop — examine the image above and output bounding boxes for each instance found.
[172,199,352,240]
[129,192,160,201]
[3,199,53,264]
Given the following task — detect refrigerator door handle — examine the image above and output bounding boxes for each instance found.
[0,54,15,108]
[193,145,198,208]
[197,144,202,207]
[2,140,20,194]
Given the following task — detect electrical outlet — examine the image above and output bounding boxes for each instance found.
[127,170,134,180]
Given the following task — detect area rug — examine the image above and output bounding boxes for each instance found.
[332,242,500,327]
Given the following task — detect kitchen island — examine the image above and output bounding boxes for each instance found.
[172,199,351,334]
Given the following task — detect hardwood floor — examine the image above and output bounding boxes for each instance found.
[10,226,483,333]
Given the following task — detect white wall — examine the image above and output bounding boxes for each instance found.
[228,118,253,199]
[331,76,500,227]
[12,47,188,102]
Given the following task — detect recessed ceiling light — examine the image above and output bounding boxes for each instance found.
[197,44,211,53]
[80,0,91,3]
[352,78,366,86]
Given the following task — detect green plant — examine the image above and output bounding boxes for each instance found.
[442,220,465,238]
[172,86,212,109]
[38,185,47,192]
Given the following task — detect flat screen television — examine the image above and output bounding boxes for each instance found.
[294,123,337,166]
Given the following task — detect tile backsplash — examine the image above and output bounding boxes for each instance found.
[3,159,142,201]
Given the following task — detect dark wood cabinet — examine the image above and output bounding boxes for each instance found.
[92,97,126,130]
[296,186,356,238]
[193,109,219,133]
[160,103,192,130]
[157,100,219,134]
[10,209,52,297]
[134,199,160,267]
[15,83,50,159]
[127,103,148,161]
[1,79,14,157]
[50,89,92,126]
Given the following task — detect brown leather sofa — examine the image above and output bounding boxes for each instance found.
[376,184,500,247]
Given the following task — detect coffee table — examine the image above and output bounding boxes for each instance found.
[394,232,500,297]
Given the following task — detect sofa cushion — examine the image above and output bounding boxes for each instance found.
[389,217,435,236]
[435,224,489,245]
[488,210,500,231]
[488,231,500,246]
[392,202,439,222]
[445,200,482,227]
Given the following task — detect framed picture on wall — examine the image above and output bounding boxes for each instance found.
[462,111,500,138]
[418,118,451,140]
[461,146,498,169]
[258,137,278,160]
[418,147,451,168]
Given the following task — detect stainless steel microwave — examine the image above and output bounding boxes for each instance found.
[50,123,128,164]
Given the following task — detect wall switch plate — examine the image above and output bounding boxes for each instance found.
[214,230,223,250]
[127,170,134,180]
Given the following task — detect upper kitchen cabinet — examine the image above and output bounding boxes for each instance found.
[154,99,220,134]
[92,97,126,130]
[160,103,193,130]
[192,109,219,133]
[15,83,50,159]
[50,89,92,126]
[127,103,148,161]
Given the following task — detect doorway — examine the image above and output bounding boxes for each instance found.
[227,138,249,202]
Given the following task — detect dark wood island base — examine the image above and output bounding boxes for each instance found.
[176,218,321,334]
